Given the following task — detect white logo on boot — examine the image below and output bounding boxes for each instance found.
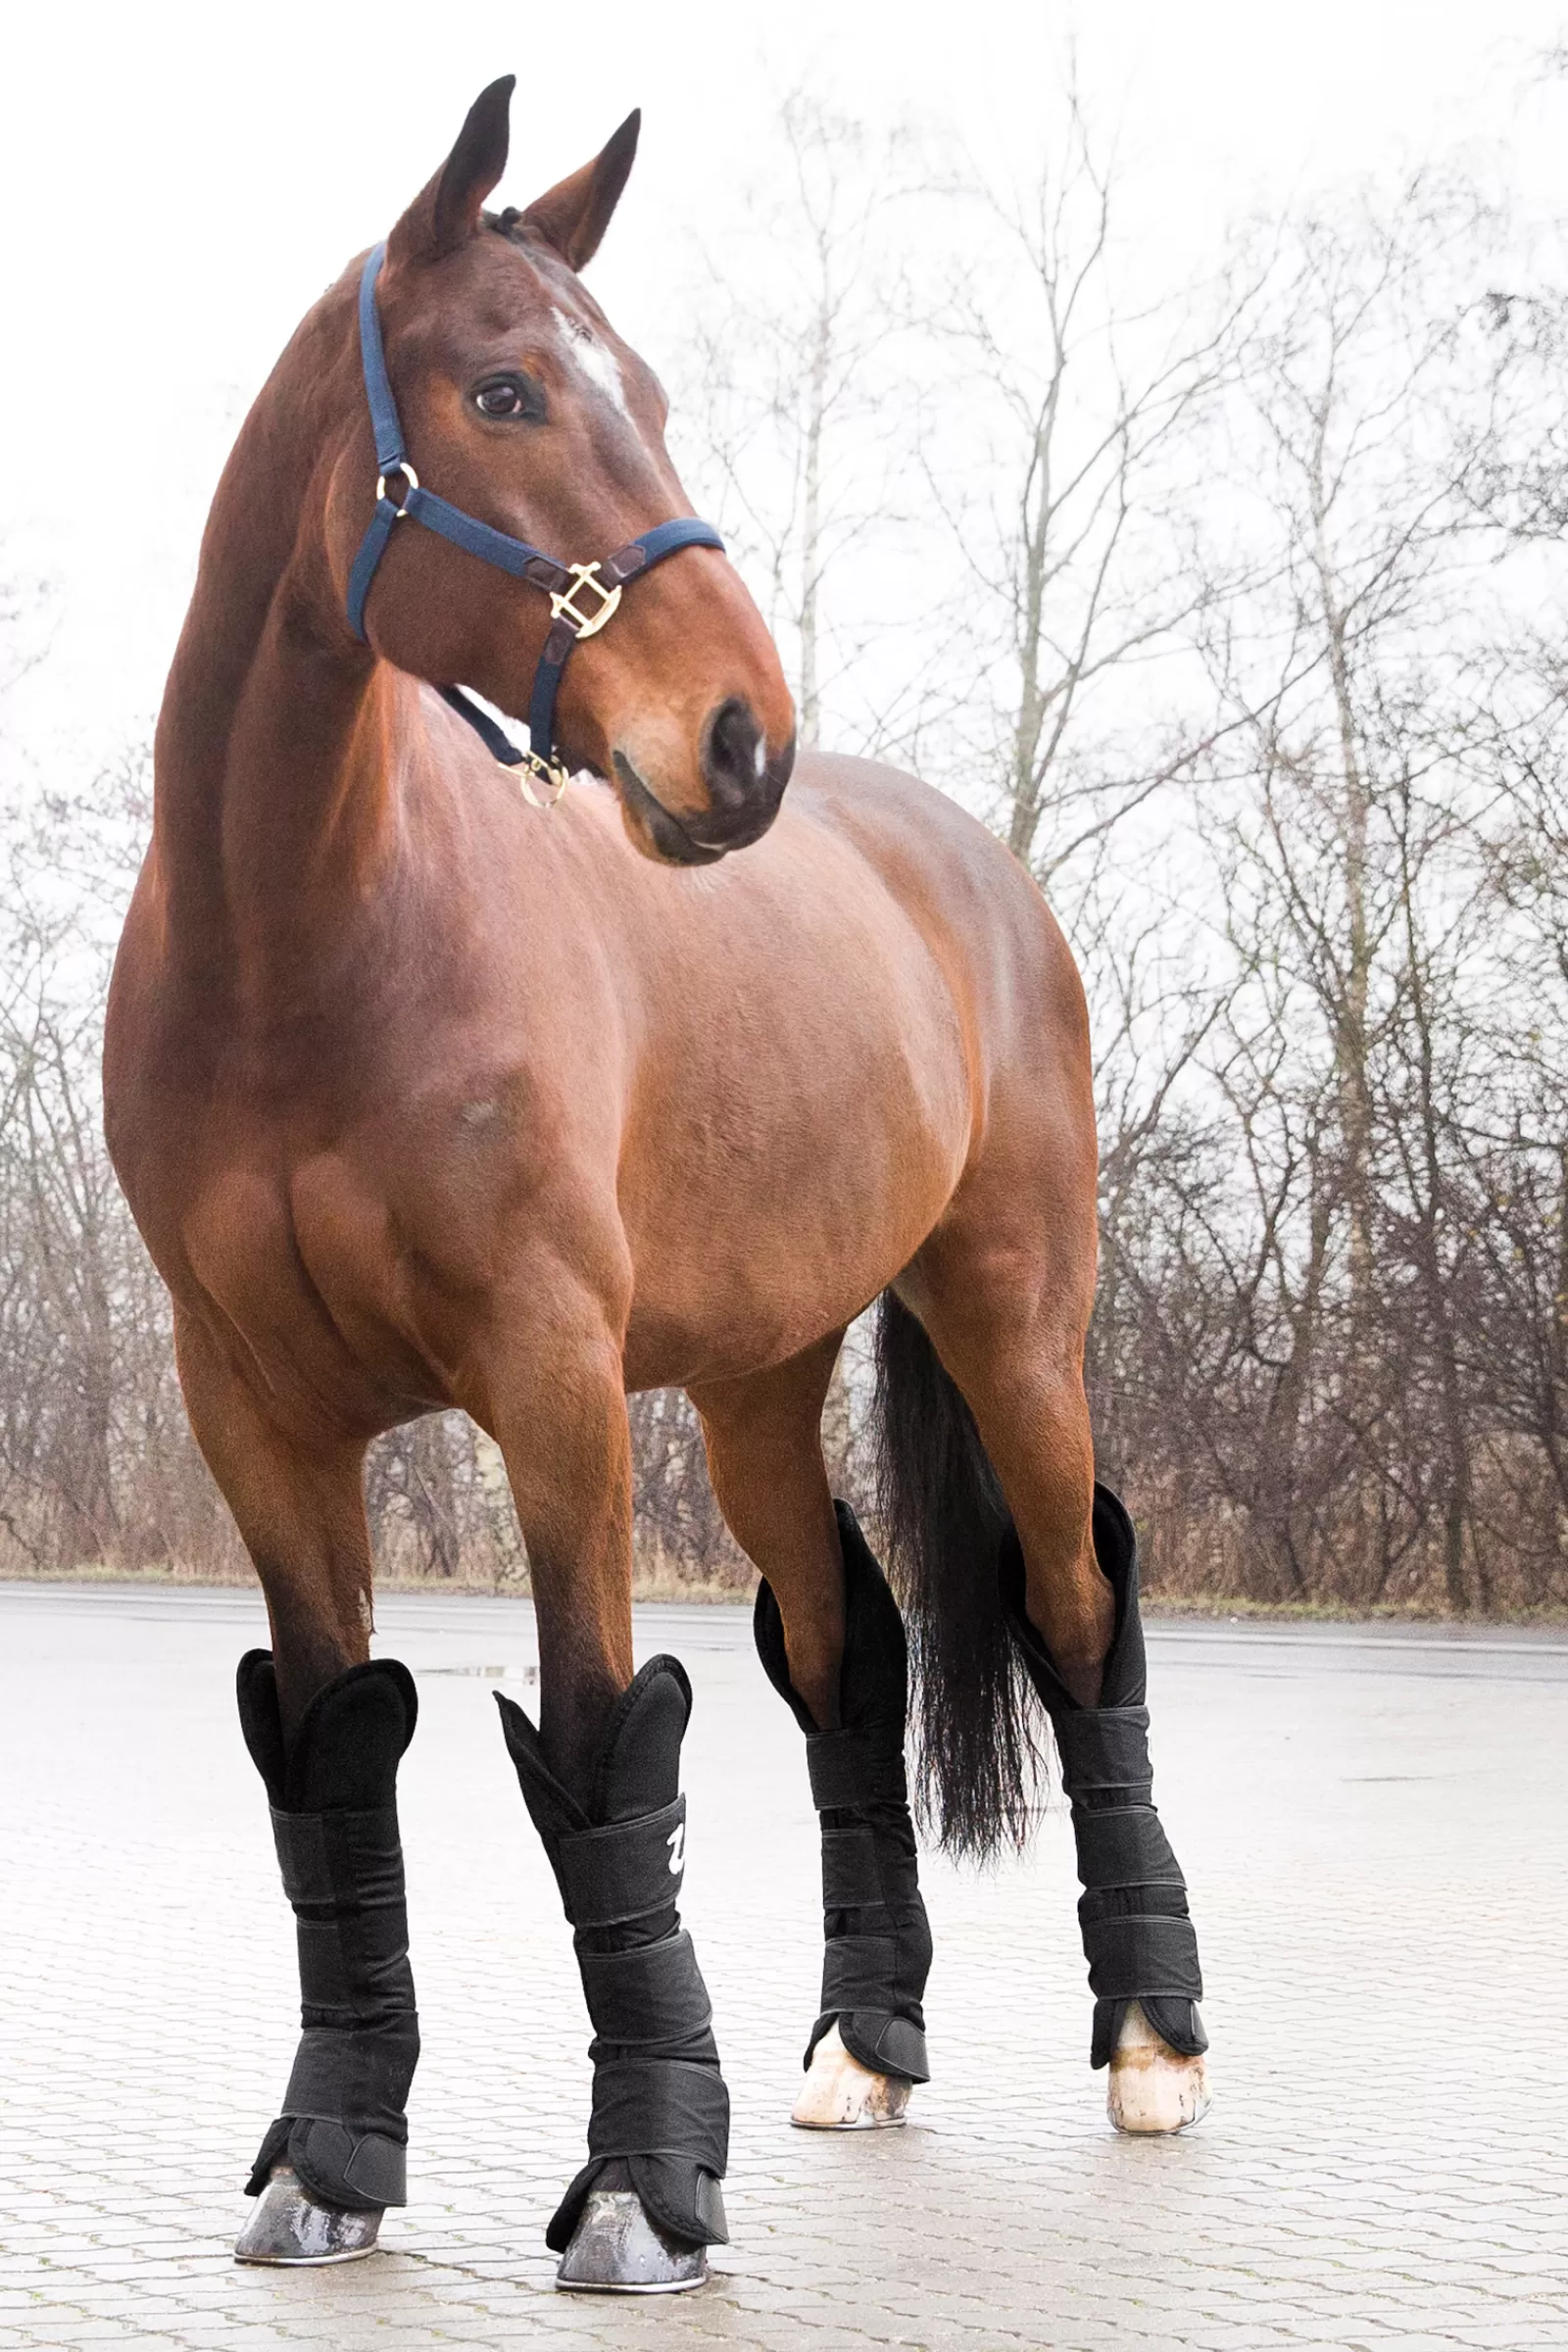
[666,1822,686,1875]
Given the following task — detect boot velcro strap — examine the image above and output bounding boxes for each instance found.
[292,1921,415,2024]
[1054,1707,1154,1797]
[557,1797,686,1927]
[586,2058,729,2175]
[1083,1912,1202,2001]
[807,1730,907,1811]
[1071,1804,1184,1890]
[821,1930,906,2012]
[285,2116,408,2210]
[270,1806,404,1907]
[579,1931,711,2045]
[270,1810,415,2026]
[281,2020,419,2138]
[821,1823,883,1907]
[836,2010,931,2083]
[820,1822,924,1911]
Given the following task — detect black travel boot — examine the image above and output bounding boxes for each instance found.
[755,1500,932,2120]
[497,1656,727,2291]
[1002,1486,1207,2078]
[233,1653,419,2263]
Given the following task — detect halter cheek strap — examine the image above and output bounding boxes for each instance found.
[346,242,724,802]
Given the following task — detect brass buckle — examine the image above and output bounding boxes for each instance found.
[511,748,571,809]
[549,561,622,640]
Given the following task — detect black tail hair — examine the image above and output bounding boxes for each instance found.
[871,1291,1045,1860]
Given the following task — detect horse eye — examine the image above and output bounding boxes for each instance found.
[473,375,543,422]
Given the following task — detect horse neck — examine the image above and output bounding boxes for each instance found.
[154,277,406,988]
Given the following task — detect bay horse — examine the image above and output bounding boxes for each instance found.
[104,78,1208,2293]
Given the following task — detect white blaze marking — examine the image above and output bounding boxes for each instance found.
[553,307,632,419]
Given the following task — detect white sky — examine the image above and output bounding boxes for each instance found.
[3,0,1564,788]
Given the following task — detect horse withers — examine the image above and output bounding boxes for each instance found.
[104,76,1208,2294]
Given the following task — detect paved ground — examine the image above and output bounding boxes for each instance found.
[0,1584,1564,2352]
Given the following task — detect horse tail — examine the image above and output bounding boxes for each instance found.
[870,1290,1044,1861]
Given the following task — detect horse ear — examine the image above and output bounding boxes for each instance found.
[517,111,640,270]
[388,76,514,265]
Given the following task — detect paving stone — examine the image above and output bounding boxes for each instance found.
[0,1586,1563,2350]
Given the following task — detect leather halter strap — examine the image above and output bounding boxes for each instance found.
[346,242,724,798]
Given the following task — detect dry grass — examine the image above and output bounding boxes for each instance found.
[5,1551,1565,1623]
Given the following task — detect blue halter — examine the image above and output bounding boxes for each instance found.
[346,242,724,802]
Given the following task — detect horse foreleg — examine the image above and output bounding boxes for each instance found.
[484,1323,725,2292]
[172,1309,418,2266]
[912,1270,1210,2133]
[692,1338,932,2132]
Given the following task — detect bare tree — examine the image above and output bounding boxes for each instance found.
[912,83,1250,880]
[670,93,924,756]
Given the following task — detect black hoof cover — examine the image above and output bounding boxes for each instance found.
[755,1500,933,2083]
[236,1653,419,2212]
[1002,1486,1207,2069]
[497,1659,728,2254]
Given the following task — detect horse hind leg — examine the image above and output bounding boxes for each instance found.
[894,1271,1210,2133]
[690,1337,930,2132]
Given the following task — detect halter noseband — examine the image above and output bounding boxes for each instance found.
[346,242,724,805]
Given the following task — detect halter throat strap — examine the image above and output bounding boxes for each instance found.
[345,242,724,797]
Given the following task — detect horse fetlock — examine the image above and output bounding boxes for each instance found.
[756,1501,932,2117]
[234,1653,419,2239]
[1107,2001,1212,2133]
[497,1656,727,2284]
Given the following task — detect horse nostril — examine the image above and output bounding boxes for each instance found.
[702,698,767,811]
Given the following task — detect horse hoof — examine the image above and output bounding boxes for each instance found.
[791,2022,911,2130]
[233,2165,383,2265]
[1107,1999,1211,2133]
[555,2187,708,2294]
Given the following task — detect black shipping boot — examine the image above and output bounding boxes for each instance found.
[1002,1486,1206,2071]
[497,1656,727,2284]
[755,1500,932,2089]
[235,1654,420,2225]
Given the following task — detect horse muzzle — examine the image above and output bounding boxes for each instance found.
[612,703,795,867]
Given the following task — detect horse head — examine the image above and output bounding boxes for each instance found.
[329,77,796,864]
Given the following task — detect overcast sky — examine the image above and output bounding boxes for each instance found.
[4,0,1564,788]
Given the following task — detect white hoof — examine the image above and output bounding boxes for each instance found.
[791,2023,910,2130]
[1107,2000,1210,2133]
